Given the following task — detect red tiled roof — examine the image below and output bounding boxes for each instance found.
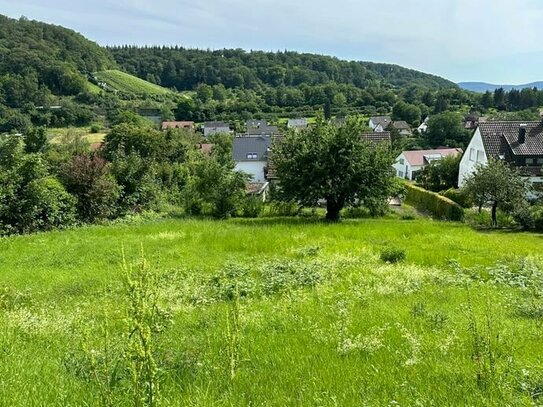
[402,148,462,166]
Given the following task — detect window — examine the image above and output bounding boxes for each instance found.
[246,153,258,159]
[476,150,484,162]
[398,171,404,178]
[537,158,543,165]
[469,148,475,161]
[399,158,405,165]
[526,158,534,166]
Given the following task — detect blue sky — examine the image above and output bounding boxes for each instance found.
[2,0,543,84]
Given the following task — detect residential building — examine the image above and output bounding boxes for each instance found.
[458,121,543,187]
[287,118,308,131]
[395,148,463,181]
[233,136,272,182]
[202,121,231,137]
[247,119,268,129]
[391,121,412,136]
[464,113,480,130]
[368,116,392,131]
[417,117,429,133]
[246,182,270,201]
[161,121,194,130]
[361,131,392,145]
[246,125,280,136]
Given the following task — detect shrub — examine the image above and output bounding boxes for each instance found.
[404,183,464,221]
[380,247,406,263]
[267,200,300,217]
[90,124,101,133]
[441,188,472,208]
[239,196,264,218]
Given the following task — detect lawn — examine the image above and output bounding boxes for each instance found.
[1,217,542,406]
[94,70,171,96]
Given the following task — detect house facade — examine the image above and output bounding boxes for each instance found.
[394,148,463,181]
[233,136,272,182]
[458,121,543,187]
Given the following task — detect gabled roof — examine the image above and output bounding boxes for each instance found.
[162,121,194,130]
[246,126,280,136]
[233,136,272,161]
[401,148,462,166]
[247,119,268,129]
[393,121,411,130]
[478,121,543,157]
[370,116,391,124]
[361,131,391,144]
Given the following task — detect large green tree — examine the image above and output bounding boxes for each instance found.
[273,113,397,221]
[425,112,471,148]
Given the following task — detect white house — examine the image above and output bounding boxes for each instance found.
[287,118,308,131]
[368,116,392,131]
[417,117,429,133]
[394,148,463,181]
[233,136,272,182]
[458,121,543,187]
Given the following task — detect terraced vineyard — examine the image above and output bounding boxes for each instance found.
[94,69,171,95]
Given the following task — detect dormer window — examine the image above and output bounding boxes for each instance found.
[247,153,258,159]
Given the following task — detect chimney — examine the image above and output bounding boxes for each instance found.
[519,124,527,144]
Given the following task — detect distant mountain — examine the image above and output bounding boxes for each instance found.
[458,81,543,93]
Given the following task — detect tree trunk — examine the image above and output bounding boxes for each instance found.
[325,198,344,222]
[491,201,498,228]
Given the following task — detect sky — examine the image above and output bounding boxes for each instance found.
[2,0,543,84]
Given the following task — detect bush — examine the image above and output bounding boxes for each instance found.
[441,188,472,208]
[239,196,264,218]
[90,124,101,133]
[404,183,464,221]
[465,209,514,229]
[380,247,406,263]
[267,200,300,217]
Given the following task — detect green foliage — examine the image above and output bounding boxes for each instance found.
[441,188,473,208]
[273,112,397,221]
[380,247,406,263]
[416,154,462,191]
[392,101,421,125]
[463,159,530,227]
[425,112,471,148]
[239,196,264,218]
[404,183,464,221]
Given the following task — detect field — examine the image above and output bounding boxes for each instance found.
[47,127,108,145]
[94,70,171,95]
[1,216,543,406]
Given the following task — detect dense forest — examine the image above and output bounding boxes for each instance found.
[1,14,543,134]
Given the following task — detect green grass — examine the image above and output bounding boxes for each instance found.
[47,127,108,145]
[1,217,543,405]
[94,69,171,95]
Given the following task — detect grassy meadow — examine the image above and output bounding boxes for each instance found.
[94,70,171,95]
[1,216,543,406]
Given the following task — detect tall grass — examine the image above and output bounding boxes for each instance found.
[0,217,542,405]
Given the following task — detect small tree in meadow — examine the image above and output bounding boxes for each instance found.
[463,159,530,227]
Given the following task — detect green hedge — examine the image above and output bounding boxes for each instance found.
[404,183,464,221]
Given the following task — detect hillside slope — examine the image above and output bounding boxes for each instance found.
[94,69,171,95]
[0,14,116,107]
[109,46,457,91]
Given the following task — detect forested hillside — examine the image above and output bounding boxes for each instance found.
[109,47,455,91]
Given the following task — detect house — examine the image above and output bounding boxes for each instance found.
[392,121,412,136]
[458,121,543,187]
[161,121,194,130]
[417,117,429,133]
[233,136,272,182]
[361,131,392,145]
[202,121,231,137]
[246,182,270,201]
[394,148,463,181]
[246,125,280,136]
[287,118,308,131]
[464,114,480,130]
[369,116,392,131]
[247,119,268,129]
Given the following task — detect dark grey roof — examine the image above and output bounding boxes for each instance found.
[478,121,543,158]
[393,121,411,130]
[361,131,391,144]
[370,116,392,127]
[233,136,272,161]
[247,119,268,129]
